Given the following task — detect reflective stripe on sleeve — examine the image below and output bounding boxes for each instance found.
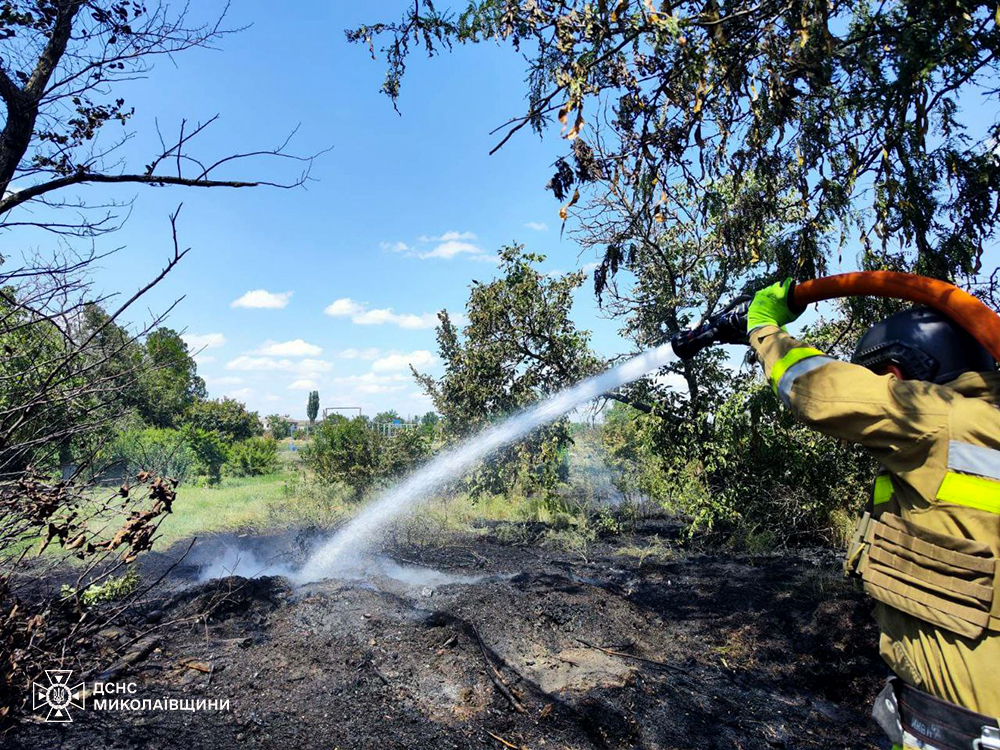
[948,440,1000,482]
[873,474,893,505]
[771,347,836,407]
[936,472,1000,515]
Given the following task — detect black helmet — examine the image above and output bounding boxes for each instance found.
[852,306,995,384]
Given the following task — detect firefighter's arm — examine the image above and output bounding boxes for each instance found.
[747,322,945,457]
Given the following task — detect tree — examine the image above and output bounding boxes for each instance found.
[0,1,316,238]
[0,3,320,721]
[184,397,262,443]
[265,414,293,440]
[307,390,320,424]
[351,0,1000,286]
[413,245,600,497]
[350,0,999,540]
[136,327,204,428]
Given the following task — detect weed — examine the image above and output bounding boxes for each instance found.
[61,570,140,606]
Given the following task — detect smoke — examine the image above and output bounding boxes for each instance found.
[196,544,296,582]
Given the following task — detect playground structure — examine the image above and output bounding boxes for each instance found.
[372,419,419,437]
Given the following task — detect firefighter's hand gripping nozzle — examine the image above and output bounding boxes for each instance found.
[670,295,752,361]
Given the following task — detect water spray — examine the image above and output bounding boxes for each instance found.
[292,342,677,583]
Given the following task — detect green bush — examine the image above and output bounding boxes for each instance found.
[101,427,195,482]
[185,427,229,484]
[265,413,292,440]
[303,417,429,499]
[602,376,874,545]
[62,570,141,606]
[227,436,279,477]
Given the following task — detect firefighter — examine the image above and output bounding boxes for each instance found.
[744,279,999,750]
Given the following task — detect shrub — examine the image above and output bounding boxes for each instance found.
[101,427,195,482]
[62,570,141,606]
[303,417,430,499]
[265,414,292,440]
[185,427,229,484]
[227,436,279,477]
[601,377,874,546]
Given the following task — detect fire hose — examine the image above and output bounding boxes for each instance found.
[671,271,1000,361]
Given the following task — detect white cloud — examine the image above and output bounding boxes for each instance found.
[357,382,405,394]
[265,394,281,402]
[581,261,600,273]
[231,289,293,309]
[337,347,382,360]
[335,372,409,384]
[254,339,323,357]
[183,332,226,351]
[229,387,254,400]
[353,308,438,329]
[418,230,477,243]
[380,241,410,253]
[371,350,437,372]
[524,221,548,232]
[226,355,295,371]
[332,372,409,395]
[324,298,365,317]
[439,230,477,241]
[194,354,216,364]
[469,254,499,264]
[410,230,493,262]
[324,299,439,330]
[420,240,482,260]
[289,379,318,391]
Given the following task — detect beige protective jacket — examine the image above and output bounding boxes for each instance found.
[750,324,1000,715]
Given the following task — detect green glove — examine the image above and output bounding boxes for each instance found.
[746,278,801,332]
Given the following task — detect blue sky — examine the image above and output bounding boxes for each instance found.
[7,1,996,421]
[9,1,627,420]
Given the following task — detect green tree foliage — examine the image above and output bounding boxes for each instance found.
[413,245,601,498]
[184,427,229,484]
[303,416,429,499]
[265,414,293,440]
[307,390,320,424]
[138,328,205,428]
[227,436,280,477]
[184,397,263,443]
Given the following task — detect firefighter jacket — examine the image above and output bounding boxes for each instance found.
[749,324,1000,716]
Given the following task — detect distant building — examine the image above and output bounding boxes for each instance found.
[285,417,311,436]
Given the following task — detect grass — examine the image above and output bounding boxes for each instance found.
[156,472,295,546]
[21,432,641,564]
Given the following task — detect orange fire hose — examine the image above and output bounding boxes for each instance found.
[791,272,1000,361]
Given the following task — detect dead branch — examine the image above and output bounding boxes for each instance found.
[473,625,526,713]
[576,638,688,673]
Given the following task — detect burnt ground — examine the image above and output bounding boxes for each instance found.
[8,517,888,750]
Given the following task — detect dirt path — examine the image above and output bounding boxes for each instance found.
[9,519,887,749]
